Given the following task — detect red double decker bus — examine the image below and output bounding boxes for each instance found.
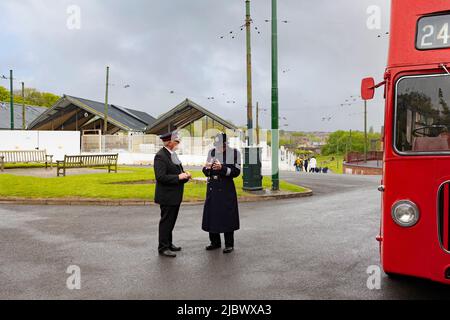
[362,0,450,284]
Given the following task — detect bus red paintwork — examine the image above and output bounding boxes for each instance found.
[367,0,450,284]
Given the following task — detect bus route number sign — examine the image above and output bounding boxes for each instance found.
[417,14,450,50]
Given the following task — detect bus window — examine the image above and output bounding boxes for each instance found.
[395,74,450,153]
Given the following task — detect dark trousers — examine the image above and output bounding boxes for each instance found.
[158,205,180,252]
[209,232,234,248]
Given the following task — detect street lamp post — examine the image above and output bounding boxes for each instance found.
[9,70,14,130]
[256,102,260,145]
[271,0,280,191]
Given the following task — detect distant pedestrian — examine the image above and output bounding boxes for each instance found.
[304,158,309,172]
[294,157,303,172]
[309,157,317,173]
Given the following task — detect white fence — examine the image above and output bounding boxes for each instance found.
[0,130,81,161]
[81,135,242,156]
[0,131,295,171]
[82,134,296,171]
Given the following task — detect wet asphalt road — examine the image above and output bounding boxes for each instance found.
[1,172,450,300]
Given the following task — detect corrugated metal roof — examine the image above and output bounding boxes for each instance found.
[124,108,156,127]
[0,102,47,130]
[67,96,155,131]
[146,99,237,135]
[29,95,156,132]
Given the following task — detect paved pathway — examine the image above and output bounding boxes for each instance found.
[1,172,449,299]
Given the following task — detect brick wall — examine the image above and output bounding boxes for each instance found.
[343,163,382,176]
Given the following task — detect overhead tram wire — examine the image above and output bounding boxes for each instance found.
[219,15,291,39]
[377,31,390,38]
[166,89,237,104]
[218,16,381,127]
[1,73,20,84]
[219,19,264,41]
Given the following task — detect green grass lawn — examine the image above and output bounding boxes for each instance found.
[0,166,307,201]
[316,155,344,174]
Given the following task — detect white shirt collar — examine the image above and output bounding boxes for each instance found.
[164,147,174,155]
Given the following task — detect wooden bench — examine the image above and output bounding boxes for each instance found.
[0,150,53,172]
[56,154,119,177]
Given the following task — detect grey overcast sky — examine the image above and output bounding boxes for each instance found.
[0,0,390,132]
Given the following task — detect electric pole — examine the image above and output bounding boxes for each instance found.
[271,0,280,191]
[104,66,110,134]
[336,139,340,170]
[245,0,253,145]
[22,82,26,130]
[9,70,14,130]
[242,0,262,192]
[349,129,352,152]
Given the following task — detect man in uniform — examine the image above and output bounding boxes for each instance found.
[202,133,241,254]
[154,131,191,258]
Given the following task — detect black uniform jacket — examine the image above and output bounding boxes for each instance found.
[202,147,241,233]
[154,148,188,206]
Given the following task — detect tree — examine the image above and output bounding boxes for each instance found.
[0,86,9,101]
[321,130,382,155]
[439,87,450,124]
[1,86,60,107]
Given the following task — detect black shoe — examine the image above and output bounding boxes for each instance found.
[169,245,182,252]
[159,249,177,258]
[223,247,234,254]
[206,244,221,251]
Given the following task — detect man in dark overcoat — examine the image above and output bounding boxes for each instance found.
[202,133,241,254]
[154,131,191,258]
